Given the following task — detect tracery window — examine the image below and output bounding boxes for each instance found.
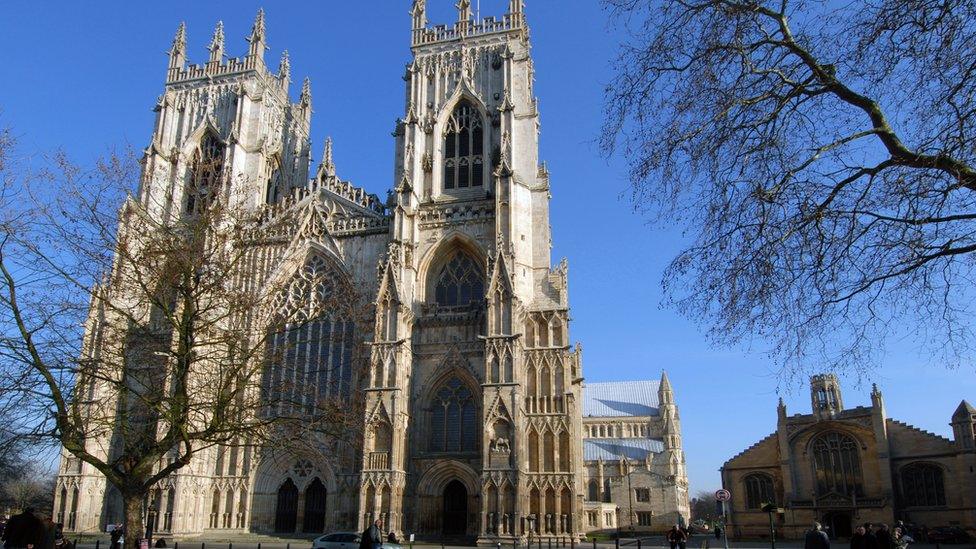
[743,474,775,509]
[429,376,478,453]
[900,463,946,507]
[265,157,283,204]
[443,100,484,190]
[186,132,225,214]
[263,255,355,417]
[434,251,485,307]
[811,432,864,497]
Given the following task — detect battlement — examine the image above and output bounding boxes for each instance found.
[410,0,526,48]
[412,13,526,47]
[166,55,277,85]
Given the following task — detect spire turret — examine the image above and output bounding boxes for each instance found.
[168,22,187,70]
[456,0,472,22]
[810,373,844,420]
[321,137,335,178]
[247,8,267,60]
[510,0,524,15]
[278,50,291,82]
[658,370,674,406]
[208,21,224,65]
[411,0,427,30]
[300,77,312,107]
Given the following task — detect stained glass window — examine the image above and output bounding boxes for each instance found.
[263,255,354,417]
[186,132,224,214]
[744,474,775,509]
[434,251,484,307]
[900,463,946,507]
[443,101,484,190]
[811,432,864,497]
[429,377,478,453]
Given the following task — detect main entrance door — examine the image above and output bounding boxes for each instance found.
[274,478,299,533]
[303,478,327,533]
[822,511,852,539]
[442,480,468,536]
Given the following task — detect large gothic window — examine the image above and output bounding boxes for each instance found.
[811,432,864,497]
[263,255,355,417]
[433,251,485,307]
[900,463,946,507]
[429,377,478,453]
[186,132,225,214]
[443,100,484,190]
[743,474,775,509]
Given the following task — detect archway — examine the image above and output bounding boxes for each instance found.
[274,478,298,533]
[821,511,852,539]
[303,478,327,533]
[442,480,468,536]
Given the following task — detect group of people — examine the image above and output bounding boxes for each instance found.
[805,521,914,549]
[358,519,399,549]
[667,524,691,549]
[0,508,65,549]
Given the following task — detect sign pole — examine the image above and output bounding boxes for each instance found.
[722,502,729,549]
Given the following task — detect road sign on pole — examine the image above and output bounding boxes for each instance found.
[715,489,731,502]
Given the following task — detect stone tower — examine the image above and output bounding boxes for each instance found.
[362,0,583,540]
[810,373,844,419]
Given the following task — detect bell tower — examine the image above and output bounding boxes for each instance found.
[139,10,312,223]
[810,373,844,420]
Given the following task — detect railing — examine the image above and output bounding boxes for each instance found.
[412,13,525,46]
[367,451,389,470]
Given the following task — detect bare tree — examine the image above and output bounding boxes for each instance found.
[601,0,976,375]
[0,131,363,547]
[1,463,55,515]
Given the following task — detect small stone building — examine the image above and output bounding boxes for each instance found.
[721,374,976,539]
[580,375,690,534]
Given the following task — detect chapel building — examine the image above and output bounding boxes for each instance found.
[721,374,976,539]
[52,3,688,543]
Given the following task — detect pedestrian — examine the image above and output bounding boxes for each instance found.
[851,526,868,549]
[1,507,44,549]
[714,526,722,540]
[805,522,830,549]
[863,523,879,549]
[38,518,55,549]
[110,525,124,549]
[667,524,688,549]
[359,519,383,549]
[876,524,892,549]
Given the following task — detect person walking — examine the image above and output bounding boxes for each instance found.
[876,524,893,549]
[805,522,830,549]
[359,519,383,549]
[668,524,688,549]
[110,525,124,549]
[851,526,868,549]
[1,508,44,549]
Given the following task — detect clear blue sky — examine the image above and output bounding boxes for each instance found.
[2,1,974,496]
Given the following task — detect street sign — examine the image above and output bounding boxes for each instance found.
[715,489,731,501]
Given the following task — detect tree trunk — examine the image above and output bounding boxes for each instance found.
[123,493,146,549]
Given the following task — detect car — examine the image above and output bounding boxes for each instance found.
[312,532,403,549]
[927,527,971,544]
[312,532,361,549]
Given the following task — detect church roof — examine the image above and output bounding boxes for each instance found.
[953,400,976,421]
[583,380,660,417]
[583,438,665,461]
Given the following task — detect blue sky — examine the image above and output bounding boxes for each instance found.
[2,1,974,496]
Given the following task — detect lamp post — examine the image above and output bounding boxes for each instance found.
[761,503,777,549]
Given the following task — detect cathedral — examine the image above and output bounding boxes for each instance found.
[53,2,688,542]
[722,374,976,539]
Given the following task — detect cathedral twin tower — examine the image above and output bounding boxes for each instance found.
[55,2,689,541]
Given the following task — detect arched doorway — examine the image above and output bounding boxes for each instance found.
[274,478,298,533]
[821,511,852,539]
[303,478,327,533]
[442,480,468,536]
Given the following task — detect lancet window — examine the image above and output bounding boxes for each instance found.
[443,100,484,190]
[263,255,355,417]
[811,431,864,497]
[743,474,775,509]
[186,132,225,214]
[429,376,478,453]
[265,156,283,204]
[900,463,946,507]
[433,251,485,307]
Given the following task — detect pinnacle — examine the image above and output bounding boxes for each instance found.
[209,21,224,52]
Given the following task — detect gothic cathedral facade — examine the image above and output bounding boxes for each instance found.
[54,3,689,541]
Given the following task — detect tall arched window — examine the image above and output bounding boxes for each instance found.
[443,100,484,190]
[900,463,946,507]
[433,251,485,307]
[429,376,478,453]
[811,432,864,496]
[265,156,283,204]
[186,132,224,214]
[587,480,599,502]
[263,255,355,417]
[743,474,775,509]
